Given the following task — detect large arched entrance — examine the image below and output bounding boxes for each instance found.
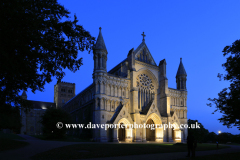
[145,113,163,142]
[115,118,133,142]
[146,119,155,141]
[118,123,125,141]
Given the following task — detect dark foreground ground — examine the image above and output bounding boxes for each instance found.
[0,134,239,160]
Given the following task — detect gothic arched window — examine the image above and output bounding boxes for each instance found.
[136,74,154,109]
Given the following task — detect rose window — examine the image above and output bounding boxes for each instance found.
[136,74,154,90]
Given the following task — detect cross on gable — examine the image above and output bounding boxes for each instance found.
[141,32,146,41]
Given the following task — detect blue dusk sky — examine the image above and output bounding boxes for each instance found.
[25,0,240,134]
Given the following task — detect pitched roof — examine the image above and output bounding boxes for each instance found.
[176,58,187,76]
[141,99,154,115]
[110,103,124,123]
[94,27,107,51]
[28,100,56,109]
[134,40,157,66]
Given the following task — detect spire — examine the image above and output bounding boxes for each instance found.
[176,58,187,76]
[94,27,107,51]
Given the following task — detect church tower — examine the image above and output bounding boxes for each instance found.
[93,27,108,142]
[54,81,75,109]
[176,58,187,90]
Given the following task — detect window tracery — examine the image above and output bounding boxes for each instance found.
[136,73,154,110]
[136,74,154,90]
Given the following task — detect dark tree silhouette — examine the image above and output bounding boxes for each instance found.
[41,107,71,139]
[208,40,240,130]
[188,119,209,143]
[0,0,95,110]
[205,132,217,143]
[0,105,22,133]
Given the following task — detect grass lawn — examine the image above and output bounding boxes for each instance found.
[31,143,229,160]
[224,143,240,146]
[0,132,29,151]
[182,152,240,160]
[31,134,92,142]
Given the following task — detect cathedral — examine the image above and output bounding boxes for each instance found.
[59,28,188,142]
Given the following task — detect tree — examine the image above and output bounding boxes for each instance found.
[205,132,217,143]
[232,134,240,144]
[41,107,71,139]
[218,132,233,144]
[188,119,209,143]
[0,105,22,133]
[0,0,95,110]
[207,40,240,130]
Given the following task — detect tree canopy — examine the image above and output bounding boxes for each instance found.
[188,119,240,143]
[208,40,240,130]
[0,0,95,109]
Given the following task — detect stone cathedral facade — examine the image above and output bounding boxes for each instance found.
[61,28,188,142]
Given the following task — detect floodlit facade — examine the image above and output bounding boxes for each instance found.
[62,28,188,142]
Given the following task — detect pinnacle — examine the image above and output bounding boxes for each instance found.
[94,27,107,51]
[176,58,187,76]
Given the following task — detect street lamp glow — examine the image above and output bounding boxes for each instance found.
[218,131,221,134]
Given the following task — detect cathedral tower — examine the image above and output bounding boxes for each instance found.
[93,27,108,142]
[176,58,187,90]
[54,81,75,108]
[93,27,108,96]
